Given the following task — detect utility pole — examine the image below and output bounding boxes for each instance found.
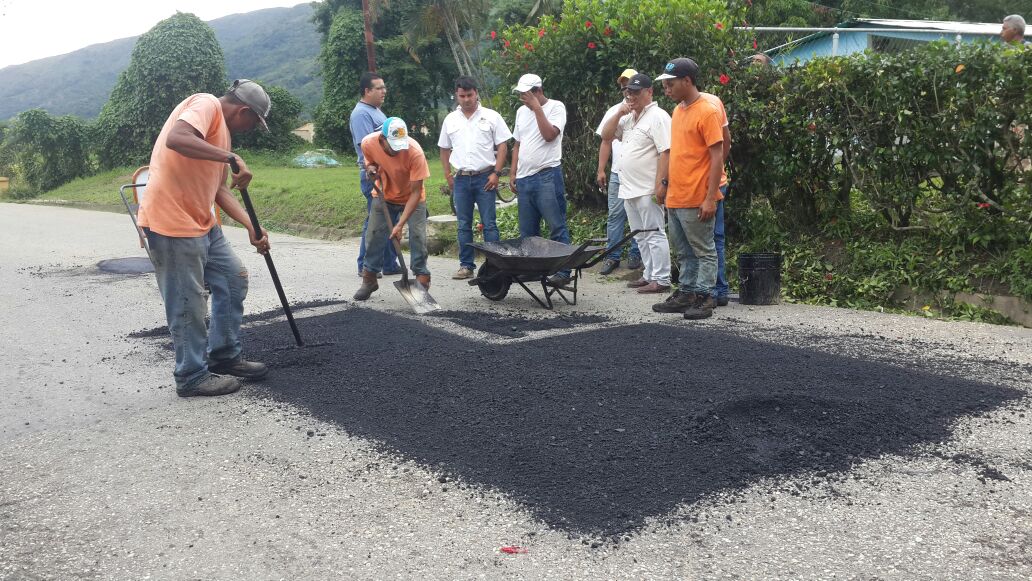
[362,0,377,72]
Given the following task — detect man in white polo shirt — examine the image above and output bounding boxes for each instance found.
[510,73,573,285]
[599,73,672,295]
[438,76,512,280]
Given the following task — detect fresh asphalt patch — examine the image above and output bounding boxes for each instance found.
[189,307,1026,538]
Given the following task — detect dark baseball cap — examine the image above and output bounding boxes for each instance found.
[655,58,699,82]
[228,79,271,130]
[624,73,652,90]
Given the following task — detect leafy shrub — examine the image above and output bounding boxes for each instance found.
[232,85,306,151]
[313,7,366,153]
[94,12,226,169]
[0,109,92,194]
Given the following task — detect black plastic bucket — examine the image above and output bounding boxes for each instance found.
[739,252,782,305]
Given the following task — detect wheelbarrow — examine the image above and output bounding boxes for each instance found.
[467,229,653,309]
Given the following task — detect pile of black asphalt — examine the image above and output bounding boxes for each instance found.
[174,307,1029,537]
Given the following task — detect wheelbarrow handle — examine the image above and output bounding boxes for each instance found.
[581,228,658,269]
[554,239,603,273]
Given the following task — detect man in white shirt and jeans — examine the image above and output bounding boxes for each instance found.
[510,73,572,285]
[600,73,672,294]
[596,68,643,275]
[438,76,513,280]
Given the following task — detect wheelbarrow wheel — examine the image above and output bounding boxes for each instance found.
[475,263,512,301]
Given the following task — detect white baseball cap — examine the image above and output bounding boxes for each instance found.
[512,73,543,93]
[381,117,410,152]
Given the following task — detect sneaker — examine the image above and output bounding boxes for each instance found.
[637,281,671,294]
[626,255,643,271]
[683,295,716,320]
[626,278,650,288]
[176,374,241,397]
[208,357,269,380]
[652,290,697,313]
[452,267,474,280]
[714,295,729,307]
[546,273,572,287]
[599,258,620,275]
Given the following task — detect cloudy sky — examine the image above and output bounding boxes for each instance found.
[0,0,307,69]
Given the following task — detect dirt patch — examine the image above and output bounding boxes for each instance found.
[236,308,1023,537]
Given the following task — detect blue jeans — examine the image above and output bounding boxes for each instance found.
[454,172,499,270]
[364,199,430,276]
[606,173,641,262]
[516,166,571,276]
[146,226,247,390]
[713,184,729,298]
[667,207,717,295]
[358,170,400,274]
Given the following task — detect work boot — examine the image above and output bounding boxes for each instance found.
[208,357,269,380]
[547,273,572,287]
[452,267,474,280]
[683,295,716,320]
[599,258,620,275]
[626,254,643,271]
[354,270,379,300]
[416,274,431,290]
[714,295,730,307]
[176,374,241,398]
[652,290,697,313]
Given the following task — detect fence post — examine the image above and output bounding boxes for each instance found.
[832,30,840,56]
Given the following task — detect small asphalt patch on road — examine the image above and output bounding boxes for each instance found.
[226,308,1023,537]
[427,310,609,338]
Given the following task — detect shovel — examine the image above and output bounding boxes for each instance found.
[370,181,441,314]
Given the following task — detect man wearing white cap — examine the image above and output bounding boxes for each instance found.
[510,73,573,286]
[595,68,643,276]
[137,79,272,397]
[354,117,433,300]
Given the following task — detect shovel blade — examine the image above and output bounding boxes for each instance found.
[394,279,442,314]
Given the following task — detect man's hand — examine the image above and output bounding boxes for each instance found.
[617,100,633,117]
[509,179,517,195]
[445,172,454,191]
[229,157,253,190]
[656,189,667,206]
[485,172,499,191]
[519,91,540,111]
[596,171,608,191]
[698,198,717,221]
[390,224,404,242]
[250,226,270,254]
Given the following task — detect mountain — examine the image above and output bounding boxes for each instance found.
[0,3,322,121]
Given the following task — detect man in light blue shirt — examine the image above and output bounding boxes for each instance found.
[349,72,400,276]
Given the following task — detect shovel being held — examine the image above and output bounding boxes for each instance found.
[369,181,441,314]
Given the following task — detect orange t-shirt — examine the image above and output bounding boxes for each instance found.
[700,92,729,188]
[666,97,725,209]
[361,134,430,204]
[137,94,230,237]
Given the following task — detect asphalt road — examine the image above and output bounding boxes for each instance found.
[1,203,1030,580]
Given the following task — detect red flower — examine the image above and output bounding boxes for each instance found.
[977,202,991,208]
[538,28,545,38]
[503,39,510,48]
[824,273,834,281]
[585,20,593,28]
[524,42,534,51]
[603,26,613,36]
[719,73,730,85]
[753,38,758,50]
[587,41,597,49]
[715,22,724,30]
[807,122,817,132]
[490,30,497,40]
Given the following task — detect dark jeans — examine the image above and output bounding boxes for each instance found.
[358,170,400,274]
[713,184,729,298]
[516,165,571,276]
[454,172,500,270]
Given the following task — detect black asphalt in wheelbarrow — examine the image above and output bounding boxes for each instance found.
[467,229,650,309]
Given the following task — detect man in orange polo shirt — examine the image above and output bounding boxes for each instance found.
[354,117,432,300]
[138,79,272,397]
[652,58,724,320]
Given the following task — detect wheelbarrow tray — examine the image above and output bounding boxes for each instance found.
[468,236,605,277]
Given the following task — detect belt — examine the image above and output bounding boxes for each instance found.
[455,167,494,176]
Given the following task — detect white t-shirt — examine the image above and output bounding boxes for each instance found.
[512,99,566,179]
[437,105,512,171]
[596,102,626,175]
[614,102,672,199]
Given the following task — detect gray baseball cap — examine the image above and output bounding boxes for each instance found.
[228,79,271,130]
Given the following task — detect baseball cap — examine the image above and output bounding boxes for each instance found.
[512,73,543,93]
[617,68,638,82]
[228,79,271,131]
[381,117,410,152]
[624,73,652,90]
[655,58,700,82]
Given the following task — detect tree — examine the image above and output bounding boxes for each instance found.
[1,109,92,193]
[93,12,226,169]
[231,85,306,151]
[313,7,366,153]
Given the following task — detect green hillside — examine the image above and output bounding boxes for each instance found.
[0,3,321,120]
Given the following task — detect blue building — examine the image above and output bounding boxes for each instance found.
[769,19,1008,66]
